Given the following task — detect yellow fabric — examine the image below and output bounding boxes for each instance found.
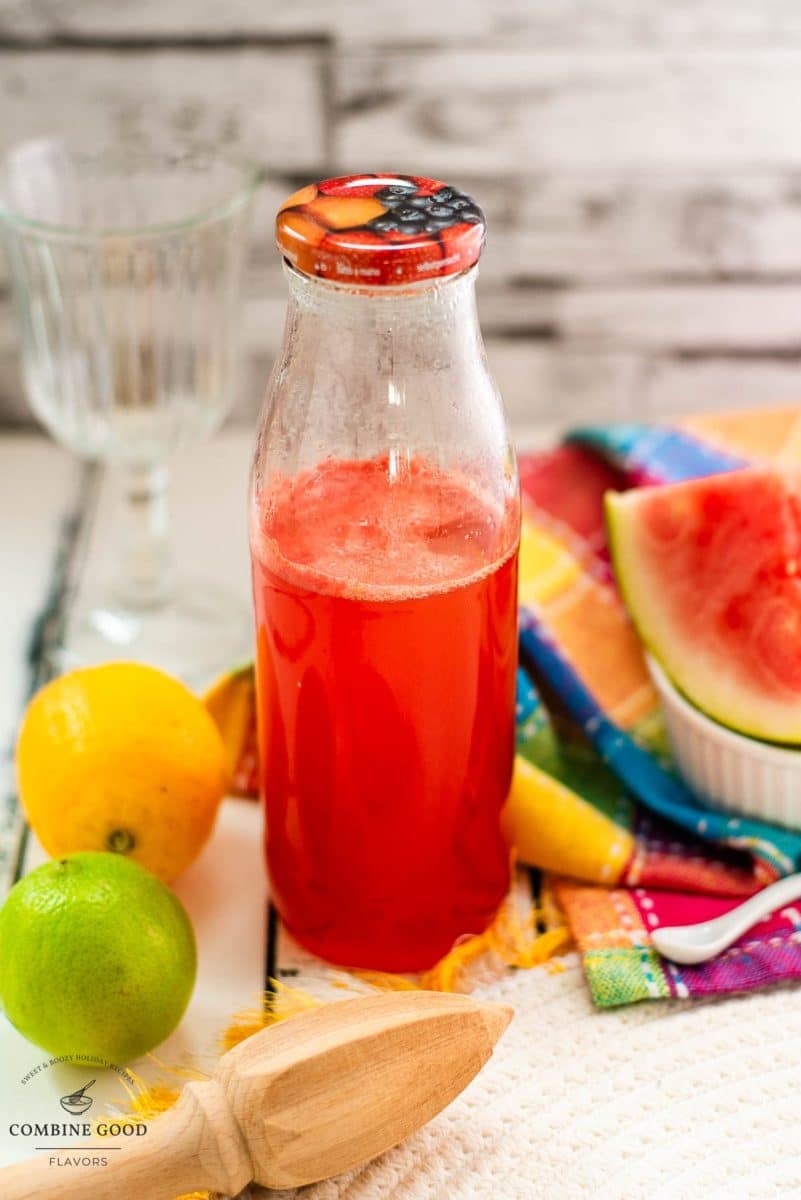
[518,516,582,605]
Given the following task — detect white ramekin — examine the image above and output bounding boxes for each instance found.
[646,654,801,831]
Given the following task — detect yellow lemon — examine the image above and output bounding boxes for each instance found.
[17,663,227,882]
[502,756,634,885]
[203,662,259,797]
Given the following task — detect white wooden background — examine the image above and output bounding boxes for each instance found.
[3,0,801,437]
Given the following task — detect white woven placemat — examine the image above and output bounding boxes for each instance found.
[249,955,801,1200]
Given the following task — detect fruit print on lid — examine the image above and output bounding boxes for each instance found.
[276,174,486,285]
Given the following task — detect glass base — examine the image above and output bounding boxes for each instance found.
[56,579,253,690]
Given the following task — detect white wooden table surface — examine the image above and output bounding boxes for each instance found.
[0,431,267,1190]
[2,429,801,1200]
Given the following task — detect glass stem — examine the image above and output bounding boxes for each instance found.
[115,462,174,609]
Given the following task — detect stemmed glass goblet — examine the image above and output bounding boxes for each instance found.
[0,139,259,685]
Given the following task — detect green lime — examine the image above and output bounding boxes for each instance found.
[0,851,197,1065]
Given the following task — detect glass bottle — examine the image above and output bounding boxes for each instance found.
[250,174,520,971]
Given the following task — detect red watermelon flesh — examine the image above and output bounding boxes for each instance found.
[606,467,801,743]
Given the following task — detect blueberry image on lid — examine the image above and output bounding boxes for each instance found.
[276,174,486,285]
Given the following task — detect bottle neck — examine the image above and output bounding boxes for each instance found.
[258,260,515,529]
[282,263,483,364]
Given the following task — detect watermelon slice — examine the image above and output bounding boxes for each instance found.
[606,468,801,743]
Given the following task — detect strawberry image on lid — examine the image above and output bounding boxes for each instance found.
[276,174,486,285]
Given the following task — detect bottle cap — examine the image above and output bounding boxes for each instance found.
[276,174,485,286]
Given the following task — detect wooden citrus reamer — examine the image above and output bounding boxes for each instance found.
[0,991,512,1199]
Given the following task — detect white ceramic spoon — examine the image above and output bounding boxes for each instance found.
[650,872,801,965]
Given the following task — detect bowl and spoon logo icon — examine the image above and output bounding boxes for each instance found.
[59,1079,95,1116]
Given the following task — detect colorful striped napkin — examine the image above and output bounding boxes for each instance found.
[517,407,801,1005]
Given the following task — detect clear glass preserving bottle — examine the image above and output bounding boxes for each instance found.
[250,175,520,971]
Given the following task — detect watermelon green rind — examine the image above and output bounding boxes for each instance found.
[605,472,801,745]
